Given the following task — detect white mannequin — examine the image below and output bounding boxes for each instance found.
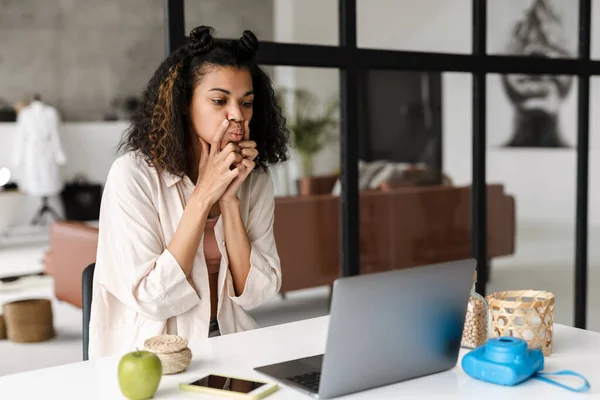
[13,99,66,197]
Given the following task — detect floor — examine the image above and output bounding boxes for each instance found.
[1,220,599,377]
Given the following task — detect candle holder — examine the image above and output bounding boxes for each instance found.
[486,290,555,356]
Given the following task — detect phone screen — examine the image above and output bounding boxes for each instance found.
[190,374,266,394]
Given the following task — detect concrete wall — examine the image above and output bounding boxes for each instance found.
[0,0,273,121]
[0,0,274,225]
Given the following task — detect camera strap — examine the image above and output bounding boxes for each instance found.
[534,370,591,393]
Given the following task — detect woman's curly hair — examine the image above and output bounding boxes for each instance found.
[119,26,290,176]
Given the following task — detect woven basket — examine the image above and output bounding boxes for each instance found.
[154,348,193,375]
[486,290,555,356]
[144,334,192,375]
[3,299,55,343]
[0,315,6,340]
[144,334,188,354]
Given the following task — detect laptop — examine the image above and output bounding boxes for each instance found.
[254,259,476,398]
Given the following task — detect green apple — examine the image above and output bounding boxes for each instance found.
[118,350,163,400]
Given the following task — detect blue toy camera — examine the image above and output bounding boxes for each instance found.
[461,337,544,386]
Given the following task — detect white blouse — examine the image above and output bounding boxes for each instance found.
[88,151,282,359]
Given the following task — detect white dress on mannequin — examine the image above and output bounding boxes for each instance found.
[13,101,66,197]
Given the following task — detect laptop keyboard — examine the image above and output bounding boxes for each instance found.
[287,371,321,392]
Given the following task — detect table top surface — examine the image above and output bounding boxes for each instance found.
[0,243,47,279]
[0,316,598,399]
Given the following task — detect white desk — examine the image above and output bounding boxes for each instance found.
[0,243,48,279]
[0,316,597,399]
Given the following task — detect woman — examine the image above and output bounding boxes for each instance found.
[88,26,289,359]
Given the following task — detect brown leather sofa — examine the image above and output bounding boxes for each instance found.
[275,183,514,292]
[45,184,515,308]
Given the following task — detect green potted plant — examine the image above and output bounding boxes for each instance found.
[278,87,339,177]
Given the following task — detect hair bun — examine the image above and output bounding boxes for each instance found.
[236,30,259,59]
[189,25,214,53]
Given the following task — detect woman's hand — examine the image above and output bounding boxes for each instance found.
[192,119,242,207]
[220,120,257,203]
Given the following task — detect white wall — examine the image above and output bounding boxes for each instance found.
[276,0,600,224]
[357,0,472,53]
[272,0,341,196]
[443,0,600,225]
[0,122,127,225]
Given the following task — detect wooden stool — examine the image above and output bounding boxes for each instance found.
[3,299,55,343]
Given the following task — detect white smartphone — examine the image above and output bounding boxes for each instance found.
[179,373,279,399]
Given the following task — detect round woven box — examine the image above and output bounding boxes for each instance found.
[144,334,192,375]
[486,290,555,356]
[3,299,55,343]
[0,315,6,340]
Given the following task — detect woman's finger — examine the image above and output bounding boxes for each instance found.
[228,167,241,180]
[244,119,250,140]
[225,152,243,167]
[211,119,230,155]
[240,158,255,171]
[238,140,257,149]
[241,148,258,160]
[221,142,241,157]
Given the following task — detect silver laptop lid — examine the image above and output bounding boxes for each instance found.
[318,259,476,398]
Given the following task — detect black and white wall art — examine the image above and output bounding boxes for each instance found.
[487,0,579,149]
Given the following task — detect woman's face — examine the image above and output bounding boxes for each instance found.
[189,66,254,150]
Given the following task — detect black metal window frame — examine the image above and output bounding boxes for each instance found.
[165,0,592,329]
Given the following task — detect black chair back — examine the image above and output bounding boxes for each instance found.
[82,263,95,361]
